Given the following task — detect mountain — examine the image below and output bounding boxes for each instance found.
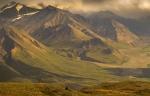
[0,53,3,63]
[87,11,139,44]
[0,2,150,95]
[13,6,103,42]
[0,1,19,18]
[0,2,124,83]
[11,6,123,64]
[135,16,150,36]
[0,1,39,21]
[0,26,119,83]
[112,20,139,44]
[1,2,150,84]
[87,11,150,37]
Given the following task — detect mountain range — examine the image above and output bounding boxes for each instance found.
[0,1,150,84]
[87,11,150,36]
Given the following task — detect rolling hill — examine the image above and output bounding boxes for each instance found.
[0,26,120,83]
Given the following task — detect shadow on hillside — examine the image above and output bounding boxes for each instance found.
[4,59,64,82]
[105,68,150,78]
[0,64,20,82]
[4,59,96,82]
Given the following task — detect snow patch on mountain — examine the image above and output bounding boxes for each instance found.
[12,11,38,22]
[16,4,23,12]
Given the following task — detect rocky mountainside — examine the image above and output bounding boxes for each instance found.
[112,20,139,44]
[87,11,150,36]
[13,6,105,44]
[0,2,150,84]
[10,5,122,64]
[0,1,39,19]
[87,11,139,44]
[0,26,117,83]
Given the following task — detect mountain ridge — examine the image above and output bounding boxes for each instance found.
[86,11,139,44]
[0,2,150,84]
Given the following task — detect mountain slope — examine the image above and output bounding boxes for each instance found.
[0,26,118,83]
[12,6,123,64]
[0,1,39,19]
[87,11,139,44]
[112,20,139,44]
[134,16,150,36]
[0,2,150,84]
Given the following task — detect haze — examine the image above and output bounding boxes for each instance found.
[1,0,150,18]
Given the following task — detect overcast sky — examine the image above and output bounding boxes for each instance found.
[1,0,150,18]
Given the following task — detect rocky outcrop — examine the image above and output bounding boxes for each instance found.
[112,20,139,44]
[87,11,139,44]
[0,1,39,19]
[0,28,15,62]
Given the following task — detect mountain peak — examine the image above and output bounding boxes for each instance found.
[34,5,56,15]
[47,5,57,10]
[112,20,139,44]
[1,1,22,11]
[0,2,39,19]
[93,11,120,19]
[8,1,17,5]
[98,11,115,15]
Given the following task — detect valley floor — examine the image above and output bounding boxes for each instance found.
[0,81,150,96]
[93,43,150,68]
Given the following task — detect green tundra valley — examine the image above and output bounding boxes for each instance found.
[0,0,150,96]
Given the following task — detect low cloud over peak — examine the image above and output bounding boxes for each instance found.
[0,0,150,18]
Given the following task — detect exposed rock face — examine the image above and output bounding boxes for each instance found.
[2,34,15,62]
[0,28,15,62]
[0,1,18,18]
[13,6,108,47]
[112,20,139,44]
[0,51,3,62]
[0,1,39,19]
[11,6,121,64]
[87,11,139,44]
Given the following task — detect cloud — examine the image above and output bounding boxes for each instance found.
[80,0,150,18]
[82,0,111,3]
[80,0,150,11]
[0,0,150,18]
